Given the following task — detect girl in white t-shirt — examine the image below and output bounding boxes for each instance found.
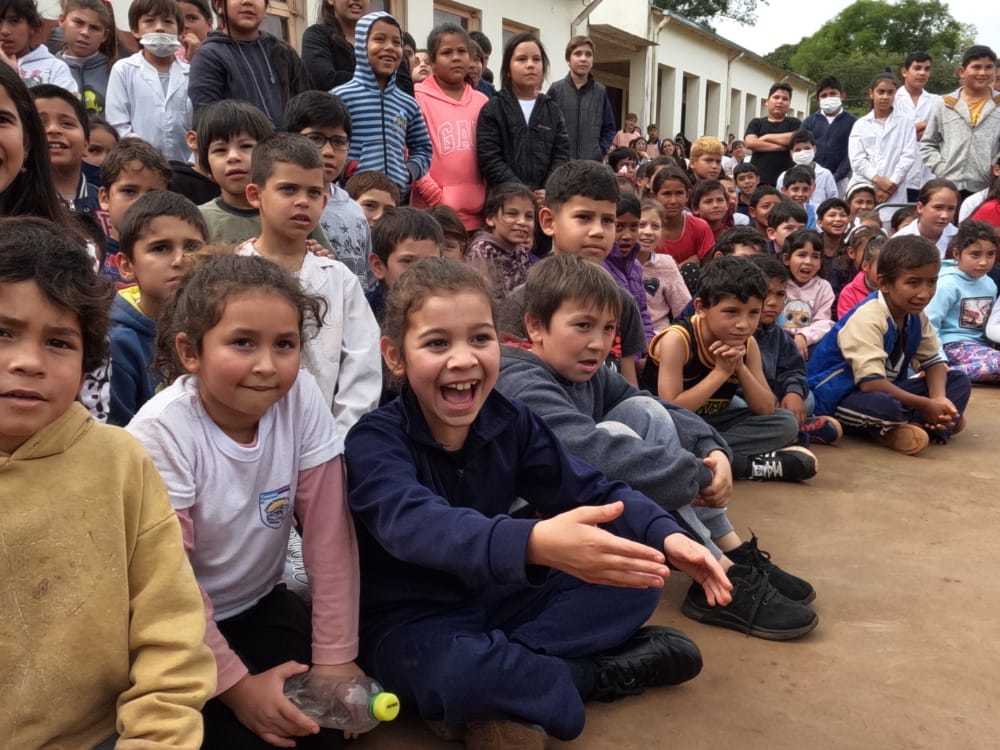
[128,255,364,750]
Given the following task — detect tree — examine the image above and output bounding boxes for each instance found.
[653,0,768,26]
[766,0,975,108]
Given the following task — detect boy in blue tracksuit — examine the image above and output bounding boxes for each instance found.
[807,234,971,456]
[332,12,432,200]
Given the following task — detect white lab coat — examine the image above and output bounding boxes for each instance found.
[848,109,918,207]
[105,52,191,163]
[894,87,941,191]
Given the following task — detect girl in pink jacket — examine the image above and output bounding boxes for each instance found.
[781,229,836,360]
[412,24,489,229]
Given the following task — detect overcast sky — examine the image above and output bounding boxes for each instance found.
[712,0,1000,57]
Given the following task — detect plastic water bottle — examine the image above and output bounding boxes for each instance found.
[283,672,400,734]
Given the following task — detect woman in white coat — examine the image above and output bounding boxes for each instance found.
[847,70,917,211]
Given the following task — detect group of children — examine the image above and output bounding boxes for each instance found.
[3,5,1000,749]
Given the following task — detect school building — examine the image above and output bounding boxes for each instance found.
[78,0,813,139]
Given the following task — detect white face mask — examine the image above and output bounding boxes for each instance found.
[819,96,842,115]
[140,32,181,59]
[791,149,816,166]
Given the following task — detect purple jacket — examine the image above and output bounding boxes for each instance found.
[604,243,654,342]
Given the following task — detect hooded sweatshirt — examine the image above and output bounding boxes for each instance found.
[466,229,532,299]
[604,243,654,342]
[495,347,729,511]
[412,74,488,229]
[0,403,215,749]
[59,51,111,112]
[16,44,79,94]
[109,287,159,427]
[332,12,432,195]
[926,258,998,345]
[188,29,311,126]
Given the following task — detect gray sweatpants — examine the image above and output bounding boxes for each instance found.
[596,396,733,558]
[702,407,798,469]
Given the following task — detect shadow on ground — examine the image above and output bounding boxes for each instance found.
[354,388,1000,749]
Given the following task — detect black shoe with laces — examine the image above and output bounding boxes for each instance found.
[681,564,818,641]
[726,535,816,604]
[746,446,817,482]
[587,626,702,702]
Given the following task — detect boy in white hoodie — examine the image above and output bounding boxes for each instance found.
[105,0,191,162]
[0,0,78,94]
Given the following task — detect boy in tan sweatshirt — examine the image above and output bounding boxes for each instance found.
[0,218,215,749]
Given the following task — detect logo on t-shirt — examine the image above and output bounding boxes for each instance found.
[258,486,291,529]
[959,297,992,330]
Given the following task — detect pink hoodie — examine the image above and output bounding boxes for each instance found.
[413,75,489,229]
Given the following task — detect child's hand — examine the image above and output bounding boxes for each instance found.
[306,239,333,258]
[220,662,320,748]
[181,30,202,59]
[0,46,17,71]
[920,397,959,430]
[708,341,743,376]
[794,334,809,361]
[663,533,732,606]
[308,663,368,739]
[781,392,807,425]
[696,450,732,508]
[526,502,670,588]
[532,189,546,206]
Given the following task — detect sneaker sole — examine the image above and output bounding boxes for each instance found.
[680,600,819,641]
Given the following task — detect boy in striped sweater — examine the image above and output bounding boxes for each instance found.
[332,12,432,201]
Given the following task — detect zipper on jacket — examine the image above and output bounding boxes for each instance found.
[381,89,388,175]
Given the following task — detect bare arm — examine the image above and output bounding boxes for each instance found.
[655,333,731,412]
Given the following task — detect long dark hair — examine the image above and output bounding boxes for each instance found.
[0,65,72,225]
[500,32,549,93]
[319,0,359,55]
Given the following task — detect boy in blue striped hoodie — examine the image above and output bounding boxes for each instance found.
[332,12,432,201]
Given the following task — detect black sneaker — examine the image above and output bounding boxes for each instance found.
[746,446,817,482]
[588,626,702,702]
[681,564,818,641]
[726,535,816,604]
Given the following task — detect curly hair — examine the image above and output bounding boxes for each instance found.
[0,218,114,373]
[154,254,326,383]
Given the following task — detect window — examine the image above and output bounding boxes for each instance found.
[264,0,301,46]
[502,19,536,50]
[369,0,405,20]
[433,0,479,31]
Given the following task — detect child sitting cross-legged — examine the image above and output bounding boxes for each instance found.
[1,218,214,749]
[128,255,365,750]
[926,221,1000,382]
[466,181,536,300]
[197,101,334,252]
[346,257,733,748]
[808,235,972,456]
[750,253,843,446]
[283,90,372,285]
[237,133,381,439]
[642,255,817,482]
[781,229,835,360]
[836,231,885,318]
[496,254,819,640]
[109,190,207,426]
[497,160,647,386]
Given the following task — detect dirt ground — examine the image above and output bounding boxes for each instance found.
[355,388,1000,750]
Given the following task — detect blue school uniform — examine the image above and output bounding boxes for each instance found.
[345,388,688,739]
